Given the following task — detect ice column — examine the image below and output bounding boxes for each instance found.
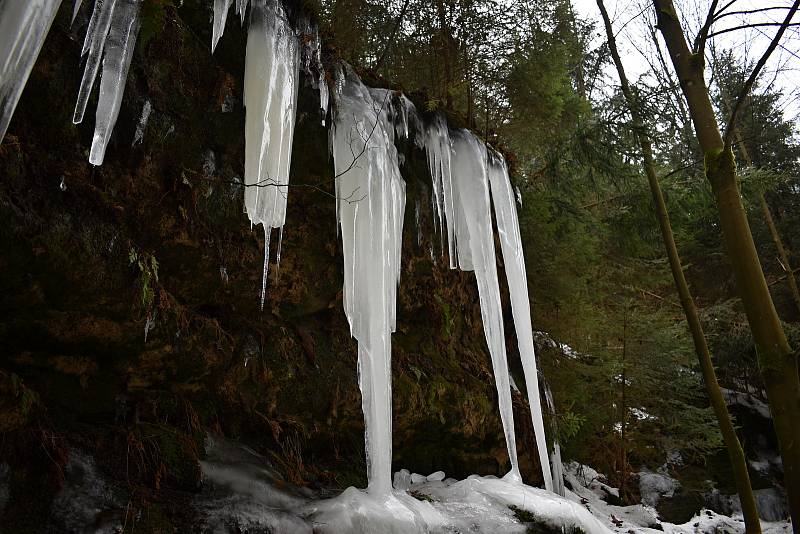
[331,70,405,495]
[0,0,63,142]
[422,117,553,489]
[487,153,554,491]
[88,0,141,165]
[449,129,521,482]
[243,0,299,307]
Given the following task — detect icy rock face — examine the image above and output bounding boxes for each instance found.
[331,69,405,495]
[72,0,142,165]
[0,0,63,142]
[243,0,300,308]
[298,16,329,124]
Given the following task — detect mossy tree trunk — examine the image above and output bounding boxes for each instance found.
[653,0,800,528]
[597,2,761,531]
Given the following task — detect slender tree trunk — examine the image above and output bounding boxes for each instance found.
[597,2,762,530]
[653,1,800,528]
[758,192,800,313]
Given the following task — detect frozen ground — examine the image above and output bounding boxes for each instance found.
[194,437,793,533]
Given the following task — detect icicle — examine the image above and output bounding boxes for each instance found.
[131,99,150,146]
[74,0,117,125]
[211,0,234,53]
[275,225,283,281]
[331,69,405,495]
[414,198,421,247]
[0,0,63,142]
[448,129,520,482]
[72,0,83,24]
[89,0,141,165]
[487,152,553,491]
[423,114,455,265]
[236,0,249,25]
[243,0,299,280]
[543,379,565,496]
[260,225,271,311]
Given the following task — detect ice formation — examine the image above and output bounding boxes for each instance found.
[543,379,565,496]
[419,116,553,489]
[487,151,554,491]
[0,0,558,500]
[242,0,300,307]
[330,69,406,494]
[72,0,142,165]
[212,0,234,53]
[0,0,63,142]
[444,129,522,481]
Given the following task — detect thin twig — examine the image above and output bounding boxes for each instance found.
[723,0,800,147]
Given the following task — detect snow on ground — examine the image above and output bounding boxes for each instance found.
[197,438,793,533]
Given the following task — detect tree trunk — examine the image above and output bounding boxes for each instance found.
[757,193,800,313]
[653,1,800,528]
[597,2,762,530]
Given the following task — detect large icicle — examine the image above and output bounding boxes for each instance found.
[211,0,234,53]
[0,0,63,142]
[88,0,140,165]
[487,152,554,491]
[74,0,117,125]
[243,0,300,305]
[449,129,521,482]
[423,114,455,264]
[331,69,405,495]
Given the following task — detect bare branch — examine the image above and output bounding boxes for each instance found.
[693,0,719,54]
[723,0,800,147]
[706,21,800,40]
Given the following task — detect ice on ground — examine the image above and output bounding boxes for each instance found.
[306,475,612,534]
[0,0,63,142]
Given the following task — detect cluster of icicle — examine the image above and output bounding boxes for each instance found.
[329,66,555,494]
[0,0,555,497]
[0,0,141,164]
